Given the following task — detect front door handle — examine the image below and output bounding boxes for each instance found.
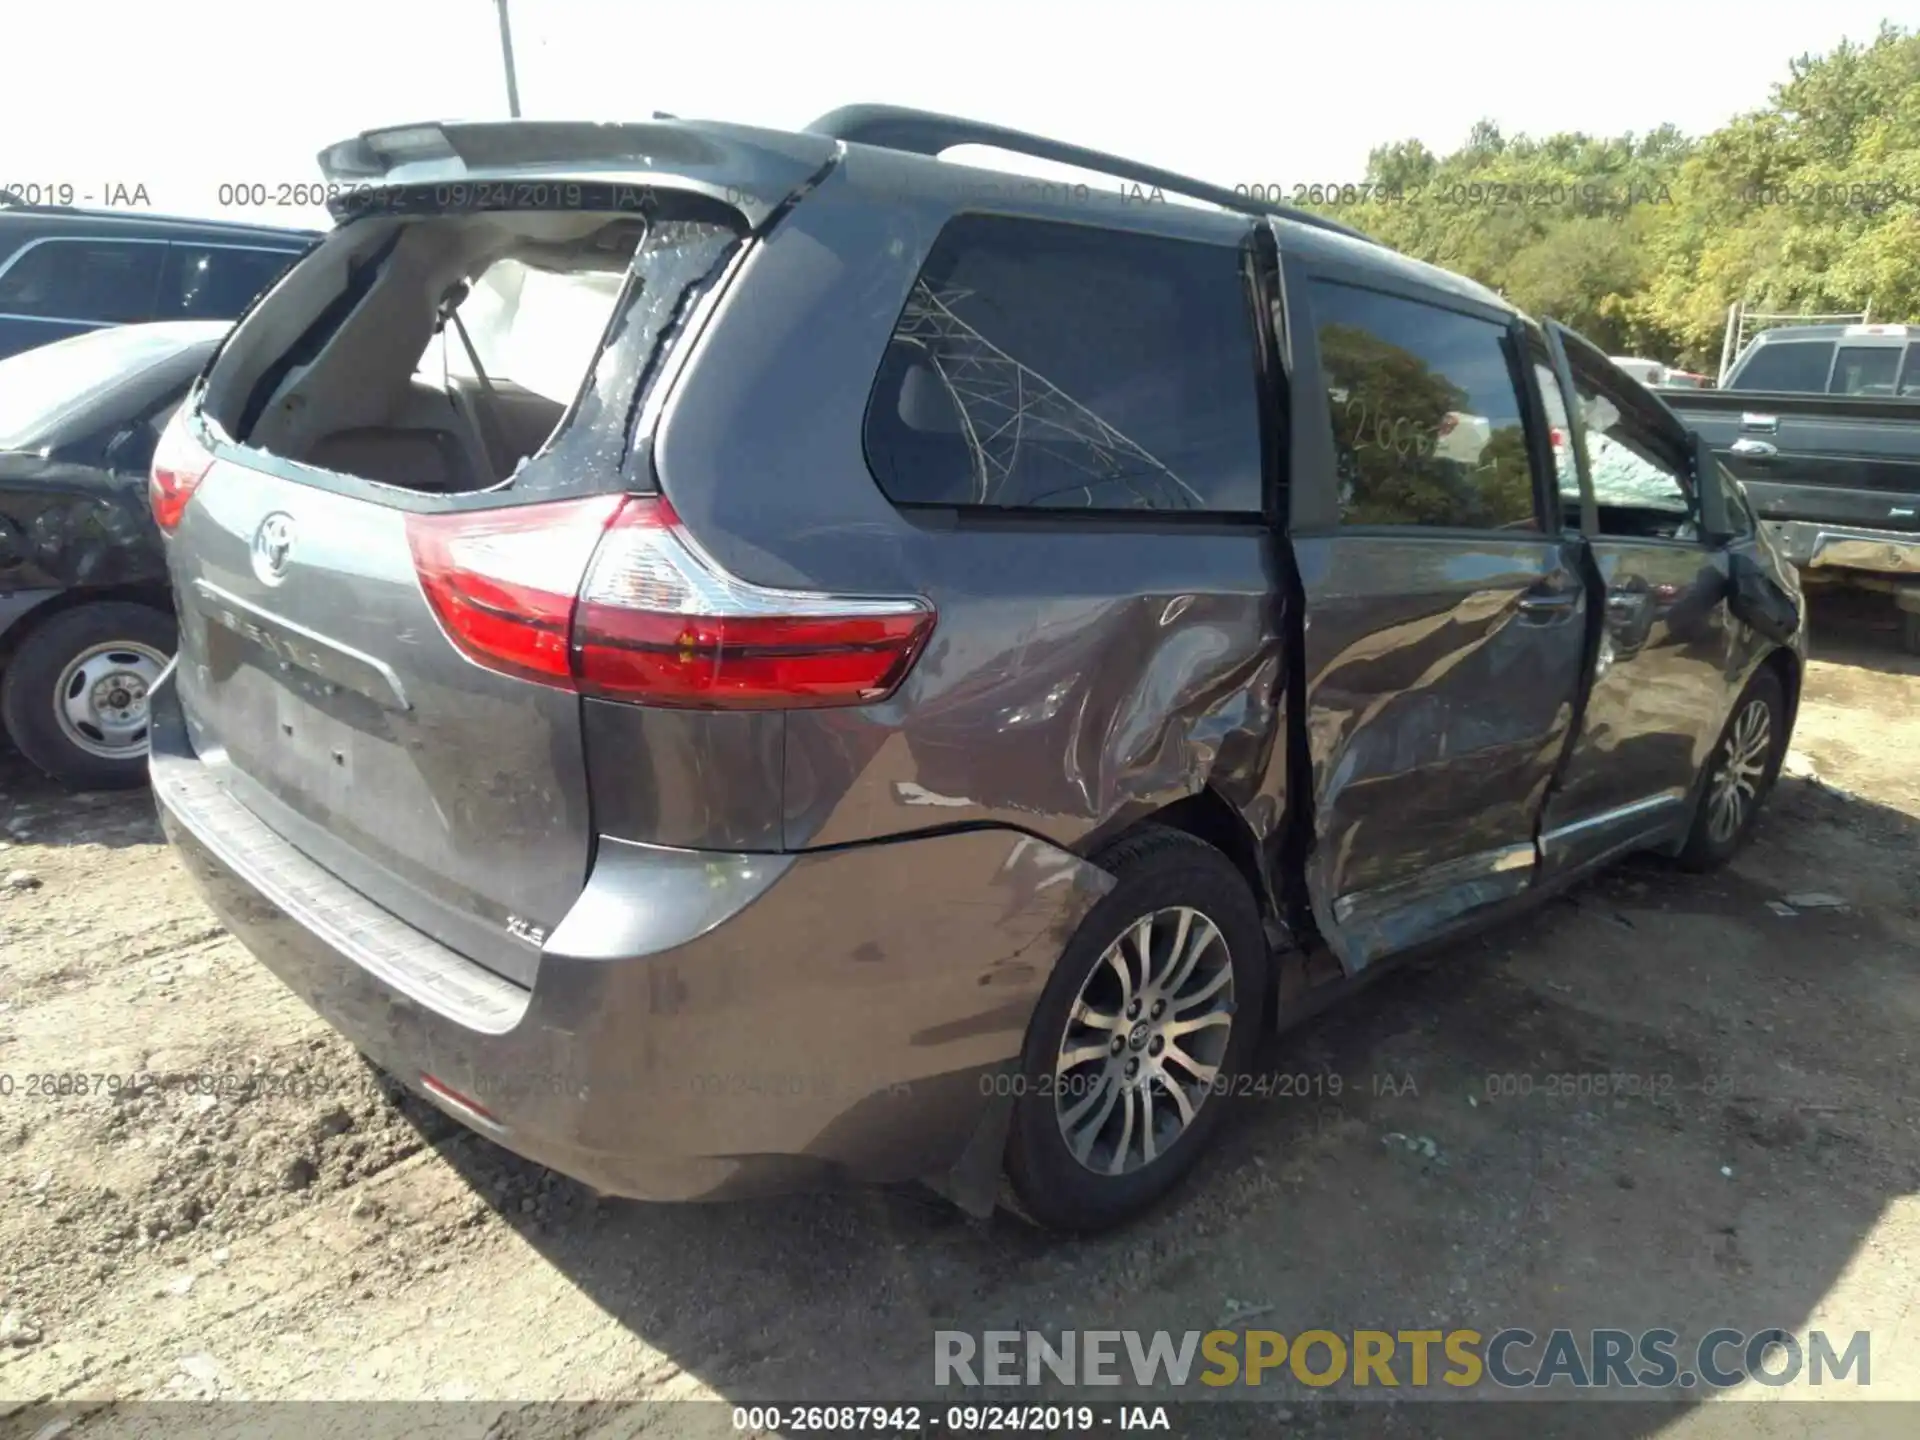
[1730,438,1778,459]
[1740,413,1779,434]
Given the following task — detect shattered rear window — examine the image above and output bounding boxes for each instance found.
[534,217,746,493]
[205,194,748,501]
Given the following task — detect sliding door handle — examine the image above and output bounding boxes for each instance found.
[1517,585,1581,622]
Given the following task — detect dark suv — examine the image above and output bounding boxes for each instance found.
[148,109,1806,1232]
[0,194,315,361]
[1,321,230,787]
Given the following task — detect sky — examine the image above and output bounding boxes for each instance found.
[1,1,1904,231]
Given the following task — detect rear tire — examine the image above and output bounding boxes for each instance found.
[1901,606,1920,656]
[0,602,175,790]
[1003,826,1268,1234]
[1674,666,1786,871]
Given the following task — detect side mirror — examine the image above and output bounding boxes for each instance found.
[1727,549,1801,645]
[1691,430,1734,547]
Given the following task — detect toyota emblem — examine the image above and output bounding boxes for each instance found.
[252,512,296,585]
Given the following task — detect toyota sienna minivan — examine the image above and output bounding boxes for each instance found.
[148,108,1805,1232]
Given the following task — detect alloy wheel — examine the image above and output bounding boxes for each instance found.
[1053,905,1235,1176]
[1707,696,1772,845]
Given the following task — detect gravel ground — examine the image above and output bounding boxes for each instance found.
[1,593,1917,1440]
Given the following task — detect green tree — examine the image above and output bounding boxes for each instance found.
[1303,24,1919,373]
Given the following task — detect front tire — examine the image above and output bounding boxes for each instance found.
[1003,826,1268,1233]
[0,602,175,790]
[1674,666,1786,871]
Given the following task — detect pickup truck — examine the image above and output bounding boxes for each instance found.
[1661,323,1920,651]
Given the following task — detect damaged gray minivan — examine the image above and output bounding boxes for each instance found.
[148,108,1806,1232]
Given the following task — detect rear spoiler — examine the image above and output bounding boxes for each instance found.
[314,119,840,229]
[316,110,1385,248]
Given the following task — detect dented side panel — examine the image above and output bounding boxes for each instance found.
[782,558,1285,853]
[1278,255,1592,972]
[0,460,167,595]
[650,156,1289,861]
[1290,532,1588,968]
[0,338,206,600]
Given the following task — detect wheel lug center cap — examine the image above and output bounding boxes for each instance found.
[1127,1020,1152,1051]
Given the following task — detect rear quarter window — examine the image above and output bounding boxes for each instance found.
[0,237,163,323]
[1732,340,1835,393]
[861,213,1263,514]
[1827,344,1901,397]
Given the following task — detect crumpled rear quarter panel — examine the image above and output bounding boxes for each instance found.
[652,160,1290,861]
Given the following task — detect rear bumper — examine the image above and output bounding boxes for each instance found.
[1762,519,1920,581]
[150,671,1109,1202]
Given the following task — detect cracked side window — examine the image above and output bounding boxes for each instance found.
[862,213,1262,513]
[1564,347,1699,541]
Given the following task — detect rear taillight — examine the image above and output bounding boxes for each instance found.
[149,409,216,534]
[406,496,935,710]
[575,498,934,709]
[407,495,623,685]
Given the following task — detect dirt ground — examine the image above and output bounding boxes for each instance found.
[1,591,1917,1440]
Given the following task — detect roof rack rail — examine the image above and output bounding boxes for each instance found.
[0,190,93,217]
[804,104,1379,245]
